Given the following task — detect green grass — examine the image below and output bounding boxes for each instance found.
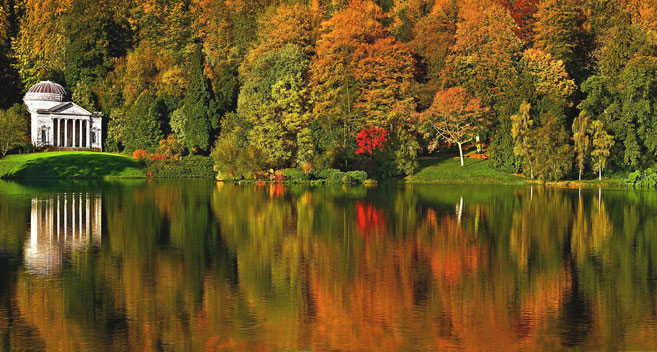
[406,155,528,185]
[0,152,145,179]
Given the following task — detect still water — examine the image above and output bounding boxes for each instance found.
[0,179,656,351]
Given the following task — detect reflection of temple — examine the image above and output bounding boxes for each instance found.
[25,193,102,274]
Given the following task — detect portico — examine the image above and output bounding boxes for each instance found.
[51,118,93,148]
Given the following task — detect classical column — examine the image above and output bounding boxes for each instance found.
[78,120,82,148]
[50,118,54,146]
[87,120,91,148]
[74,120,78,148]
[78,193,82,238]
[64,119,68,147]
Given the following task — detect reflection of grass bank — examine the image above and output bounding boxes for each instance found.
[407,156,527,185]
[0,152,145,179]
[406,155,623,187]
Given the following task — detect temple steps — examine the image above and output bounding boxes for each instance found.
[41,147,102,152]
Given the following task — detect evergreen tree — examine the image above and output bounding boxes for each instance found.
[182,44,218,154]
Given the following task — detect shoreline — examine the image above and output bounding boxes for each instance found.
[0,152,628,189]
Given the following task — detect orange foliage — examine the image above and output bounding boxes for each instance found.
[132,149,148,160]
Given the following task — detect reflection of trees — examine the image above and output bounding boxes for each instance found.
[4,181,657,350]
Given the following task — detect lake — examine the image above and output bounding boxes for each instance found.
[0,179,656,351]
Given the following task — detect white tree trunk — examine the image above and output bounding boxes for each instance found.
[458,143,464,167]
[599,164,602,181]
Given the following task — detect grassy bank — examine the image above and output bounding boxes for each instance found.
[406,154,623,187]
[0,152,145,179]
[406,155,528,185]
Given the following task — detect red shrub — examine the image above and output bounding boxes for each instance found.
[132,149,148,160]
[355,126,389,155]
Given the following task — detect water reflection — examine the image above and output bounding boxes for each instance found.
[0,181,656,350]
[25,193,102,274]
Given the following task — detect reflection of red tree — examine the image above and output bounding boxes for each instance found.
[355,201,386,237]
[269,183,285,198]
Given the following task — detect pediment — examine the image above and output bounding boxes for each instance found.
[37,102,93,116]
[51,102,92,116]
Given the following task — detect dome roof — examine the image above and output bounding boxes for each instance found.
[24,81,67,102]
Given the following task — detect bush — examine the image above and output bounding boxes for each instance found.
[345,170,368,183]
[625,167,657,188]
[133,149,148,160]
[281,168,308,183]
[144,155,215,178]
[316,168,343,180]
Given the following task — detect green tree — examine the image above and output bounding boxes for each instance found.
[533,0,590,82]
[531,114,573,181]
[238,44,311,168]
[511,102,535,178]
[123,92,165,152]
[61,0,131,88]
[0,104,28,156]
[589,120,614,180]
[182,45,218,154]
[572,111,591,180]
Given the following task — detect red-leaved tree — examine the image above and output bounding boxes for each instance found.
[355,126,389,155]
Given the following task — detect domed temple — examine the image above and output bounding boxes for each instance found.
[24,81,103,150]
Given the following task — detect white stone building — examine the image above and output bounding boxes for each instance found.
[24,81,103,150]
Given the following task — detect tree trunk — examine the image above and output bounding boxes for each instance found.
[599,164,602,181]
[458,143,464,166]
[579,169,582,181]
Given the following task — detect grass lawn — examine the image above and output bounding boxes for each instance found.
[0,152,145,179]
[406,155,529,185]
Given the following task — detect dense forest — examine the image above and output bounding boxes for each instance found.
[0,0,656,180]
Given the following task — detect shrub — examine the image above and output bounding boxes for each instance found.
[281,168,308,183]
[345,170,368,183]
[144,155,215,178]
[133,149,148,160]
[316,168,343,180]
[625,167,657,188]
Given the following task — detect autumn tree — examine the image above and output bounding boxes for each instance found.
[310,0,417,172]
[503,0,539,43]
[418,87,489,166]
[572,111,591,180]
[0,104,28,156]
[12,0,69,85]
[447,0,524,173]
[409,0,459,108]
[589,120,614,180]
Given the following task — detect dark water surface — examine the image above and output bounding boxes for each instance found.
[1,179,657,351]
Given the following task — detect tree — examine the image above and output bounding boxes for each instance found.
[511,101,535,178]
[182,45,218,154]
[122,92,165,153]
[572,111,590,180]
[531,114,573,181]
[355,126,389,155]
[238,44,311,168]
[309,0,417,172]
[418,87,489,166]
[590,120,614,180]
[0,104,28,156]
[533,0,590,82]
